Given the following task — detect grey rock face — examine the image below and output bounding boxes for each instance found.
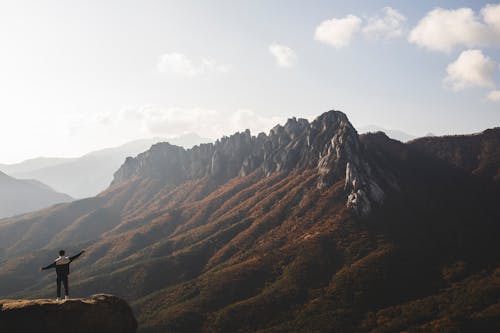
[112,111,389,215]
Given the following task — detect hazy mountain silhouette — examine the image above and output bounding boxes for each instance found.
[1,133,211,198]
[0,157,76,175]
[0,112,497,333]
[0,171,72,218]
[358,125,415,142]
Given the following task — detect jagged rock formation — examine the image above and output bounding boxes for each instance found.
[0,134,210,198]
[0,111,498,333]
[0,294,137,333]
[113,111,387,215]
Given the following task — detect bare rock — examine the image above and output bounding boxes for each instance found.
[111,110,391,215]
[0,294,137,333]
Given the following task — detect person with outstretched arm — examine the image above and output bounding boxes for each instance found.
[41,249,85,301]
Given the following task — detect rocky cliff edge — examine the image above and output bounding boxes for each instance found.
[0,294,137,333]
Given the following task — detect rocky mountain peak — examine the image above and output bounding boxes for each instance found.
[311,112,384,214]
[112,110,388,214]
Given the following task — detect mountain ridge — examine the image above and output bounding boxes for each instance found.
[113,111,388,215]
[0,171,72,219]
[1,133,211,198]
[0,157,76,175]
[409,127,500,182]
[0,111,498,333]
[358,125,416,142]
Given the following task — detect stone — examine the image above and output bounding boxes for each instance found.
[111,110,391,215]
[0,294,137,333]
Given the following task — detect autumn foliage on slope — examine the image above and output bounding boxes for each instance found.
[0,112,498,333]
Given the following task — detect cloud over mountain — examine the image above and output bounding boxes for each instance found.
[67,106,283,147]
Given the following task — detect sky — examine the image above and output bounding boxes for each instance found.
[0,0,499,163]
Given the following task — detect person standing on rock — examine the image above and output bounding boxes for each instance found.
[41,249,85,301]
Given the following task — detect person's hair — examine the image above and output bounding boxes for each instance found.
[59,250,65,256]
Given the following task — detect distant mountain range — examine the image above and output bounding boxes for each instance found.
[358,125,416,142]
[0,113,498,333]
[0,157,76,175]
[0,133,211,198]
[0,171,72,218]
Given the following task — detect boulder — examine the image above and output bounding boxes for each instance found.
[0,294,137,333]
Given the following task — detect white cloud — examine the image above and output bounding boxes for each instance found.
[227,109,284,135]
[70,106,284,143]
[200,58,231,73]
[157,53,198,77]
[363,7,406,40]
[135,107,283,138]
[157,53,229,77]
[409,5,500,52]
[444,49,497,91]
[482,3,500,33]
[314,8,407,47]
[269,43,298,67]
[487,90,500,102]
[314,14,362,48]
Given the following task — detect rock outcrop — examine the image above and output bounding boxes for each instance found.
[0,294,137,333]
[112,110,388,215]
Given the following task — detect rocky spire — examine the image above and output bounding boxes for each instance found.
[112,110,388,215]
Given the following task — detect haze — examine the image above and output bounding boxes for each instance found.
[1,0,499,163]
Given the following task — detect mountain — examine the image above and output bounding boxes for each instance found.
[358,125,416,142]
[0,157,76,175]
[2,133,211,198]
[0,171,72,218]
[408,128,500,182]
[0,111,498,333]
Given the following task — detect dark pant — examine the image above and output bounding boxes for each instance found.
[56,275,68,298]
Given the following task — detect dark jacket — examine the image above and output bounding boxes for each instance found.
[42,251,84,277]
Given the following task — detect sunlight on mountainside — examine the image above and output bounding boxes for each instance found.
[1,1,499,333]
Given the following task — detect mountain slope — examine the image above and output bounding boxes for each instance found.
[408,127,500,181]
[0,111,497,333]
[3,133,211,198]
[0,171,72,219]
